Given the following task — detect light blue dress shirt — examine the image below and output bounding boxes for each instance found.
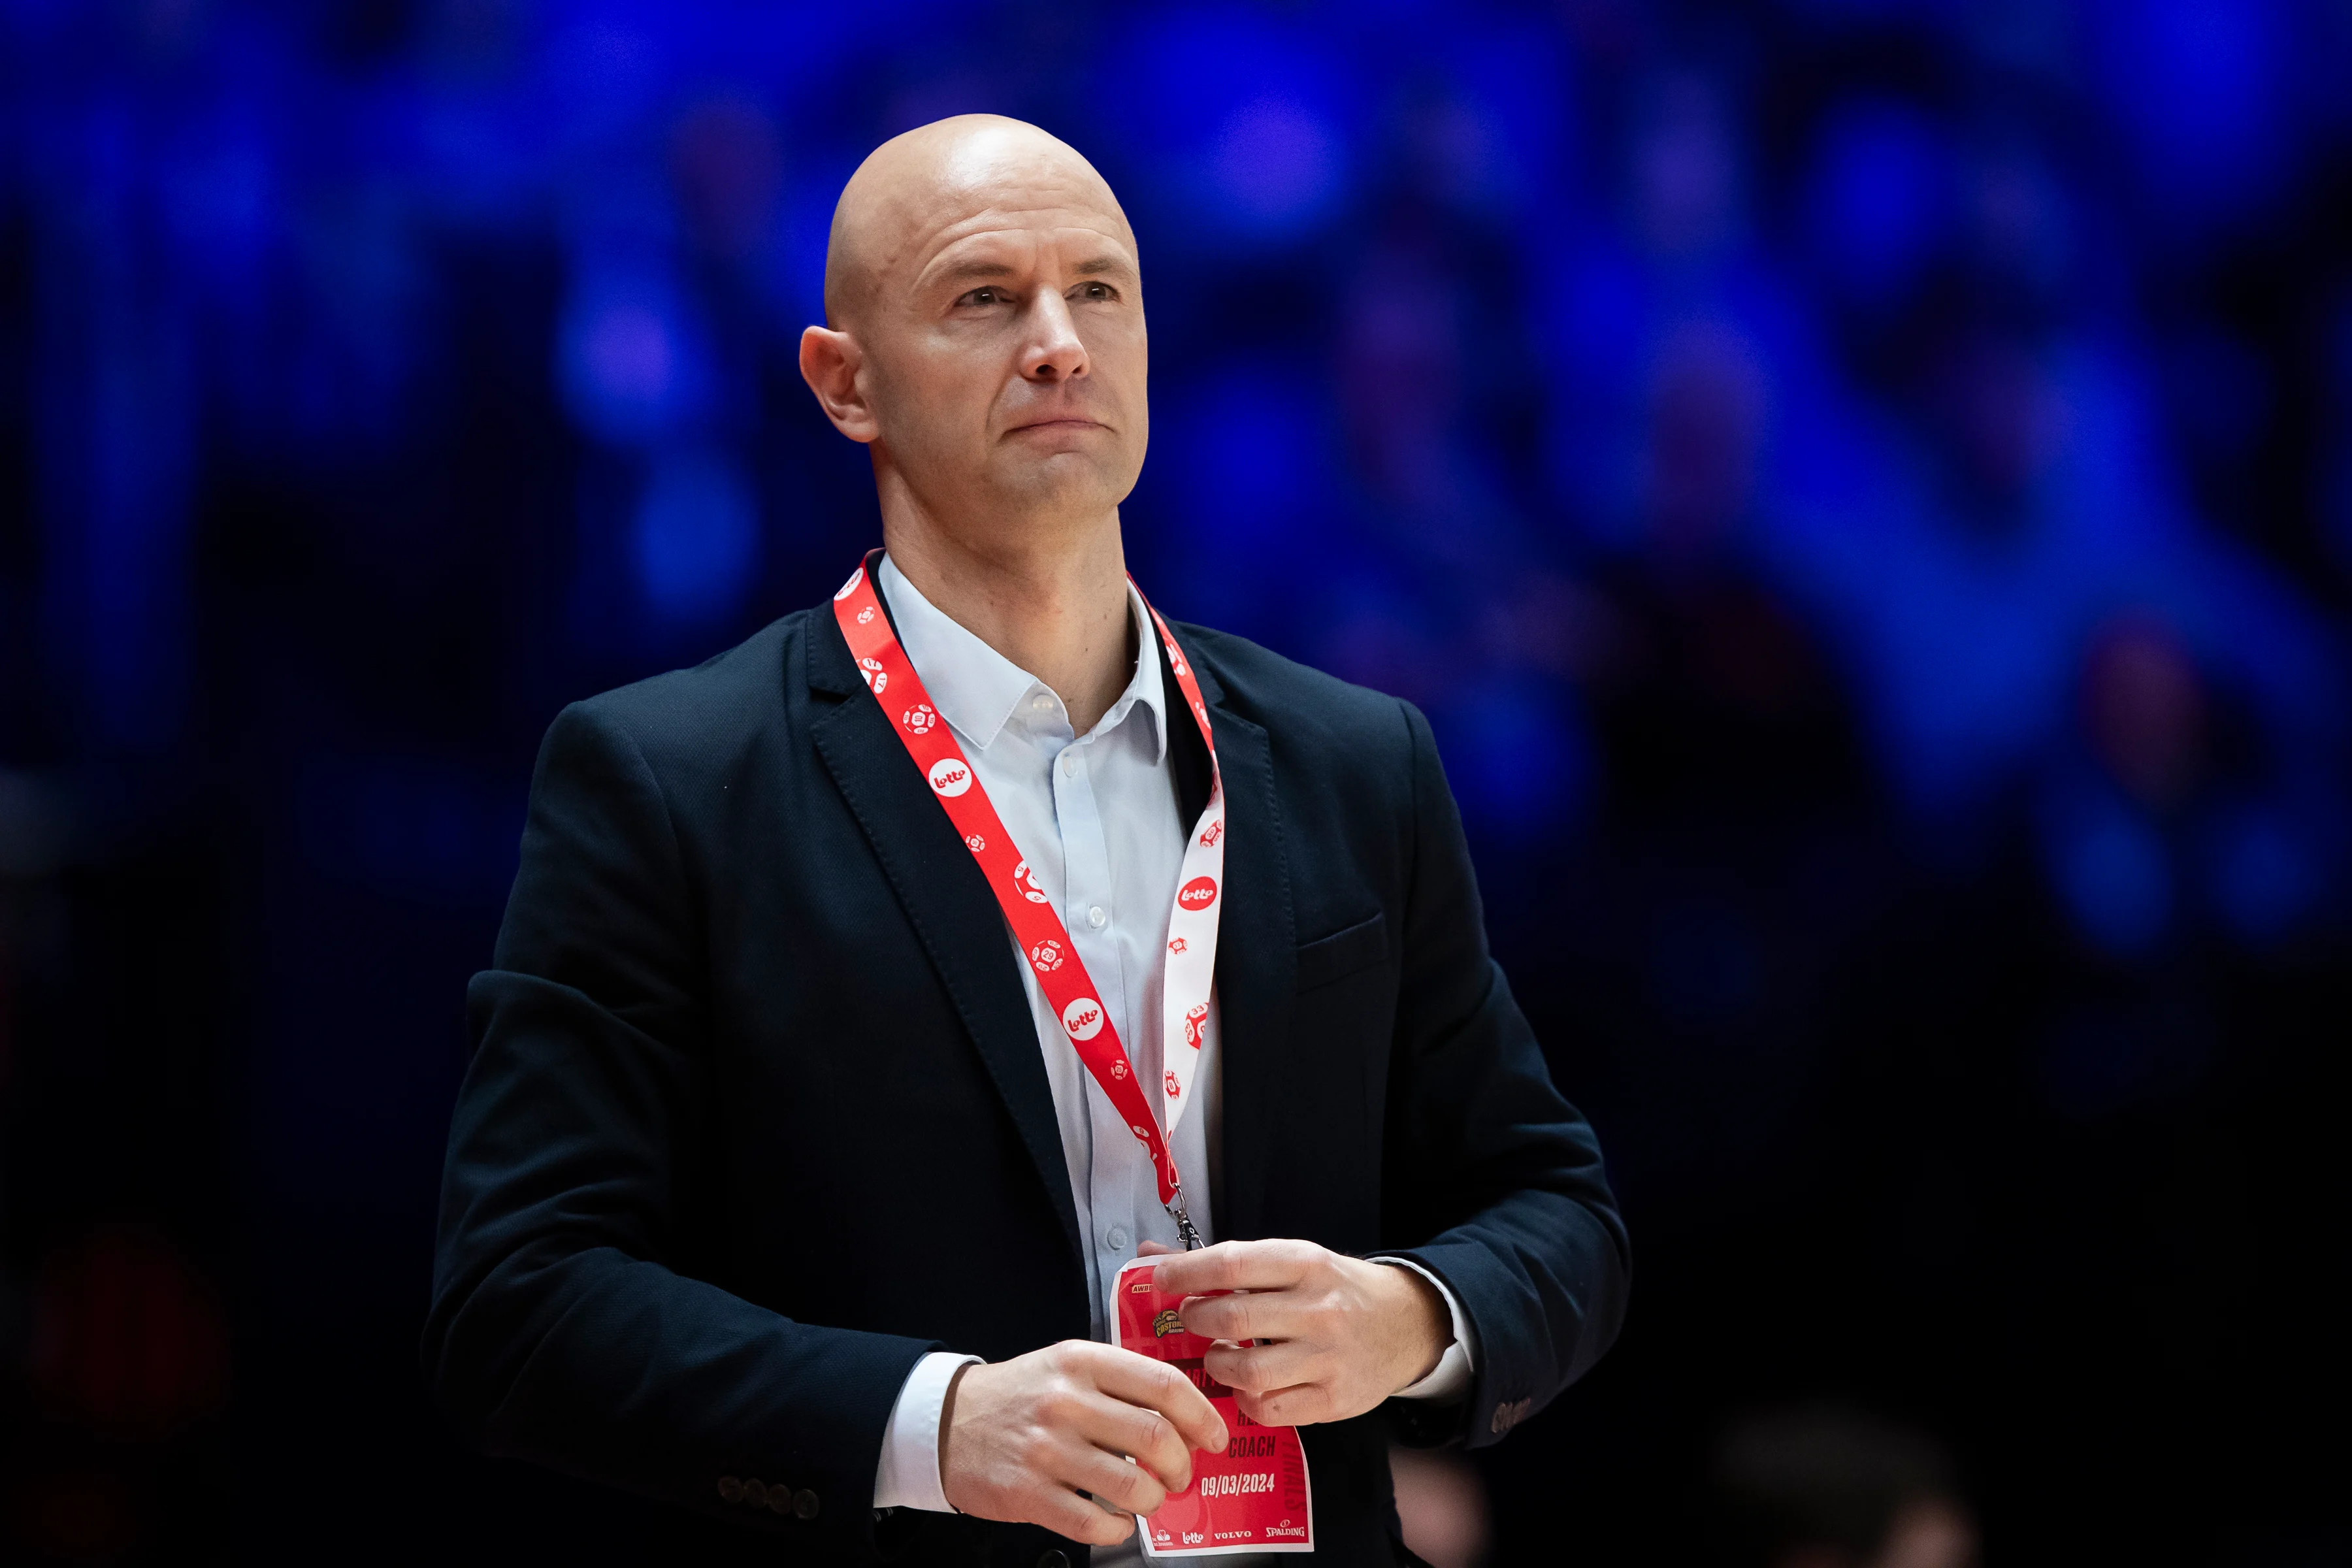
[865,556,1472,1550]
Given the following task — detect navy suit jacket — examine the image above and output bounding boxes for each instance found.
[425,593,1628,1565]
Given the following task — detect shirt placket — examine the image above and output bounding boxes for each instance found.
[1050,730,1152,1326]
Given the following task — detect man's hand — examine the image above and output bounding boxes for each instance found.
[939,1340,1229,1546]
[1149,1239,1451,1428]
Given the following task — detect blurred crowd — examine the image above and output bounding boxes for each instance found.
[4,0,2349,1562]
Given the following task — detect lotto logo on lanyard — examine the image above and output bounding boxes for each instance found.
[832,555,1227,1215]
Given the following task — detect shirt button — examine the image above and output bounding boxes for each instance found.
[1105,1225,1130,1251]
[1062,753,1079,776]
[1087,906,1107,928]
[1032,694,1053,711]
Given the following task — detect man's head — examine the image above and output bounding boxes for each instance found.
[800,116,1147,557]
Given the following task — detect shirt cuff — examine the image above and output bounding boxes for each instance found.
[872,1350,981,1512]
[1371,1256,1477,1403]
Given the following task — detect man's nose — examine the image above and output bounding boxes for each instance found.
[1020,289,1089,383]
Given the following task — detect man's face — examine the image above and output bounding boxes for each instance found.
[851,142,1147,529]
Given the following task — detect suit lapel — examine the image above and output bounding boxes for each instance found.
[1161,627,1295,1245]
[807,610,1085,1266]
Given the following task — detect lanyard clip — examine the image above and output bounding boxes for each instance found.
[1168,1189,1204,1250]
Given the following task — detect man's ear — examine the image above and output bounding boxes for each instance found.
[799,325,879,444]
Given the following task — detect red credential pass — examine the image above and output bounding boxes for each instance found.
[1113,1255,1314,1556]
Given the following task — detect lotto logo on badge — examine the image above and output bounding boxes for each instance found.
[1177,875,1218,911]
[1062,997,1105,1041]
[834,571,862,600]
[1012,860,1051,904]
[927,757,972,796]
[901,704,938,736]
[858,657,887,694]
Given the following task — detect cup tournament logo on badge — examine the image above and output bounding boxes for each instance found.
[858,657,887,694]
[1178,875,1218,911]
[901,704,938,736]
[1013,860,1051,904]
[1152,1307,1183,1337]
[1062,996,1105,1041]
[926,757,972,796]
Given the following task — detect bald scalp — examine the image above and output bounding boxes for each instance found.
[823,114,1132,329]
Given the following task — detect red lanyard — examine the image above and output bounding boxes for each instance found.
[833,557,1228,1245]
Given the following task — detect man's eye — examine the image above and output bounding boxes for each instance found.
[1075,282,1115,301]
[961,287,1010,306]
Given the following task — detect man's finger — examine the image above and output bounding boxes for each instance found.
[1067,1387,1194,1497]
[1151,1237,1313,1298]
[1236,1382,1332,1428]
[1203,1337,1322,1395]
[1176,1288,1316,1346]
[1037,1484,1136,1548]
[1064,1444,1171,1519]
[1087,1346,1229,1456]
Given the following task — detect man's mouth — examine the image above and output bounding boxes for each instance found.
[1007,415,1107,434]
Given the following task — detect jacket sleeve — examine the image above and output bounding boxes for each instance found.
[1377,699,1631,1449]
[422,700,936,1553]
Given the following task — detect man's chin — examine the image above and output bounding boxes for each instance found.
[988,451,1135,517]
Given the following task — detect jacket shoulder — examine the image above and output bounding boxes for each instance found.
[555,608,820,778]
[1173,621,1416,758]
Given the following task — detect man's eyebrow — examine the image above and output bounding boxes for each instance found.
[937,259,1018,284]
[1073,255,1135,279]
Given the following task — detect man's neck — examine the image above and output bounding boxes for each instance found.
[880,514,1136,735]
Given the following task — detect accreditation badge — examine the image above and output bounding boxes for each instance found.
[1112,1256,1314,1556]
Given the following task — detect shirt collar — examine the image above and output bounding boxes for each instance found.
[877,552,1168,761]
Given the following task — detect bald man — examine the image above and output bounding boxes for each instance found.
[428,117,1627,1566]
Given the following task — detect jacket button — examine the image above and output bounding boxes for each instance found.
[715,1477,743,1504]
[742,1478,769,1509]
[794,1488,821,1520]
[1037,1553,1070,1568]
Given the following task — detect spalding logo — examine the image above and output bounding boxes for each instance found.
[927,757,972,796]
[901,704,938,736]
[1013,860,1051,904]
[1062,997,1105,1041]
[858,656,888,694]
[1177,875,1218,910]
[1028,939,1064,973]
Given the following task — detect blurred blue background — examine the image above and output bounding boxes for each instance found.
[3,1,2349,1562]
